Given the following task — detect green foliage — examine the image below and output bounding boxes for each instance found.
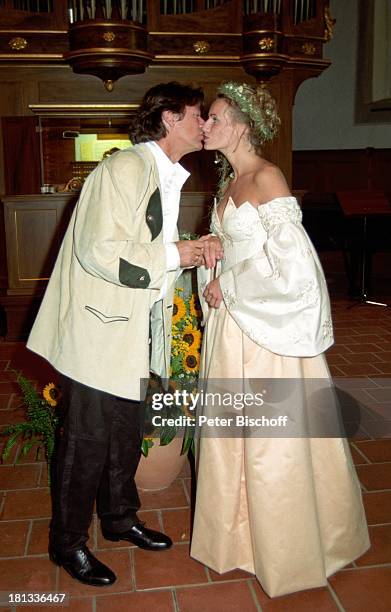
[142,274,202,458]
[141,436,154,457]
[1,375,59,481]
[142,375,197,458]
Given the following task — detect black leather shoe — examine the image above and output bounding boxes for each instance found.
[102,523,173,551]
[49,545,116,586]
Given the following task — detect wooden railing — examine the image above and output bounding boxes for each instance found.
[0,0,332,84]
[0,0,323,24]
[67,1,146,24]
[0,0,53,10]
[0,0,328,28]
[0,0,65,27]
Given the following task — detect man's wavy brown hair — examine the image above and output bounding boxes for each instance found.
[129,81,204,144]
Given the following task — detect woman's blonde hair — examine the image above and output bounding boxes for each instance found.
[215,81,280,198]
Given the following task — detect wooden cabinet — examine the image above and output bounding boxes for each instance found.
[1,193,76,339]
[0,190,211,339]
[178,192,212,236]
[2,190,211,297]
[2,193,77,296]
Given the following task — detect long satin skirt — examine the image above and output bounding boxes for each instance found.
[190,304,370,598]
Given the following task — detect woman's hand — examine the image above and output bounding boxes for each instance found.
[198,235,224,269]
[203,278,223,308]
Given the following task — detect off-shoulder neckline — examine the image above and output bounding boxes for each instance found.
[215,195,298,224]
[226,195,297,209]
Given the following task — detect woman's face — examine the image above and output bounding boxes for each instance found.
[203,98,242,152]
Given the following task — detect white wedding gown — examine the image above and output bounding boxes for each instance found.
[190,197,369,598]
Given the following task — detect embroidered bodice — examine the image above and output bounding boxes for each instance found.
[211,196,301,272]
[199,195,334,358]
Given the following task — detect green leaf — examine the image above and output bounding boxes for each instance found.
[141,438,150,457]
[20,438,41,458]
[1,423,34,437]
[1,431,23,461]
[159,431,175,446]
[181,435,193,455]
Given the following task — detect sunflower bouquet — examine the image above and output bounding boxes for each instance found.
[171,288,202,381]
[1,375,59,478]
[142,283,203,457]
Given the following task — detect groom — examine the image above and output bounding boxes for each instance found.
[27,82,207,586]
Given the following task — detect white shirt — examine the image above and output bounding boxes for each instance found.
[145,140,190,297]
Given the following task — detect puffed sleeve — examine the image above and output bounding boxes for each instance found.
[218,199,334,357]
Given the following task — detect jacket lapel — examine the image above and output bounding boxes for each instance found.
[136,144,163,240]
[146,188,163,240]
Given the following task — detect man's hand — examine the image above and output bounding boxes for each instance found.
[198,235,224,269]
[176,240,205,268]
[203,278,223,308]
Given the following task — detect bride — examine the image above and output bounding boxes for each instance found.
[190,81,369,598]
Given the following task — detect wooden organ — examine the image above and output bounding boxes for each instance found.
[0,0,333,338]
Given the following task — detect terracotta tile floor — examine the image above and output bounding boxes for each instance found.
[0,298,391,611]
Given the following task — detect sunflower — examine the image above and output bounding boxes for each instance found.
[182,324,202,351]
[183,348,200,374]
[42,383,60,407]
[189,293,202,318]
[172,294,187,325]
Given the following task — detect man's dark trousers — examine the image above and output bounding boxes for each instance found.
[50,374,145,553]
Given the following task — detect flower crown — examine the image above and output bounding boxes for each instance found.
[217,81,280,144]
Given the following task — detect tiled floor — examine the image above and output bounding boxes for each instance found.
[0,298,391,611]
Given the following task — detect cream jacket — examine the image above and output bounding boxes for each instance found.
[27,144,179,400]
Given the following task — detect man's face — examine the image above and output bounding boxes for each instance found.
[171,104,205,156]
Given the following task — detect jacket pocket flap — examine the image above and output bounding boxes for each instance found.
[85,305,129,323]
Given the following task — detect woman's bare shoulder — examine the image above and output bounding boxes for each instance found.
[254,162,291,203]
